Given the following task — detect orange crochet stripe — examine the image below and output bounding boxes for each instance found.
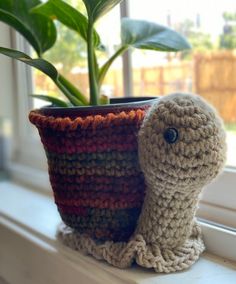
[29,109,146,131]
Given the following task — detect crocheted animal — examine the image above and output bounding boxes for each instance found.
[58,93,226,273]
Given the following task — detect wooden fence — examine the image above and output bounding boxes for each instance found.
[194,51,236,123]
[35,51,236,124]
[132,62,193,97]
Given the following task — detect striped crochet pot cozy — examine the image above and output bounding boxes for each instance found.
[29,98,157,242]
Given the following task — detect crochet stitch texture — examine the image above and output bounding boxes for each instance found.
[33,93,227,273]
[137,93,226,248]
[29,107,148,242]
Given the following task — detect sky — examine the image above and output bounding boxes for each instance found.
[128,0,236,38]
[98,0,236,48]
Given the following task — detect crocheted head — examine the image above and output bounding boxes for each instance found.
[139,92,226,193]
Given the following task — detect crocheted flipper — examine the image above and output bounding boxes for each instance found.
[57,93,226,273]
[57,221,204,273]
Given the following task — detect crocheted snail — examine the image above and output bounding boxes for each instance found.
[58,93,226,273]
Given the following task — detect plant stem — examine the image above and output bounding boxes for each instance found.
[87,20,99,105]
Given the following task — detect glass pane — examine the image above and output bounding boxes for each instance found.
[32,0,123,109]
[129,0,236,167]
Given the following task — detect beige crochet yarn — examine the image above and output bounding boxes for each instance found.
[57,93,226,273]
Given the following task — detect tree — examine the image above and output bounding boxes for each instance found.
[220,12,236,49]
[175,19,213,59]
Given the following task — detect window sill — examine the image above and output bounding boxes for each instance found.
[8,162,236,228]
[0,181,236,284]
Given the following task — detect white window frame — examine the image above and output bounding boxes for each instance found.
[0,3,236,230]
[0,24,49,190]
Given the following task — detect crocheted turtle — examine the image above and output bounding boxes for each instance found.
[58,93,226,273]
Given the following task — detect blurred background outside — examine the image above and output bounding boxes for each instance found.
[33,0,236,167]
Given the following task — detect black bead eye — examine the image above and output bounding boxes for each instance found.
[163,128,179,144]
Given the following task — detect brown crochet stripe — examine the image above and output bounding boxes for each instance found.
[55,195,142,209]
[49,166,140,177]
[49,173,144,187]
[50,181,144,194]
[48,158,138,169]
[57,206,141,217]
[46,150,138,162]
[49,174,145,198]
[54,190,144,207]
[41,133,139,154]
[29,109,146,131]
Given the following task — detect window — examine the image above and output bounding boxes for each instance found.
[127,0,236,228]
[128,0,236,168]
[0,1,235,229]
[32,0,236,168]
[33,0,124,109]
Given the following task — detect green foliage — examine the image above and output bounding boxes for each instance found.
[32,0,101,47]
[44,22,87,74]
[175,19,213,59]
[41,0,87,75]
[220,34,236,49]
[0,0,191,107]
[223,12,236,22]
[0,47,58,79]
[0,47,87,106]
[0,0,56,57]
[30,94,71,107]
[225,123,236,134]
[98,18,191,87]
[220,12,236,50]
[82,0,123,22]
[121,18,191,52]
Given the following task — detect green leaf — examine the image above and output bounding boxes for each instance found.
[98,46,127,86]
[82,0,123,22]
[0,0,56,57]
[98,18,191,88]
[121,18,191,52]
[32,0,100,47]
[30,94,70,107]
[0,47,58,79]
[58,74,89,105]
[0,47,86,106]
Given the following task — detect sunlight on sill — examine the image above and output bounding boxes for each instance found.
[0,180,236,284]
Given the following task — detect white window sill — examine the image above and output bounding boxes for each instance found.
[0,181,236,284]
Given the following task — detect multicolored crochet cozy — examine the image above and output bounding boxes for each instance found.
[29,101,154,242]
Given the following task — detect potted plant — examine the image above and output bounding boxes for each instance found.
[0,0,190,242]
